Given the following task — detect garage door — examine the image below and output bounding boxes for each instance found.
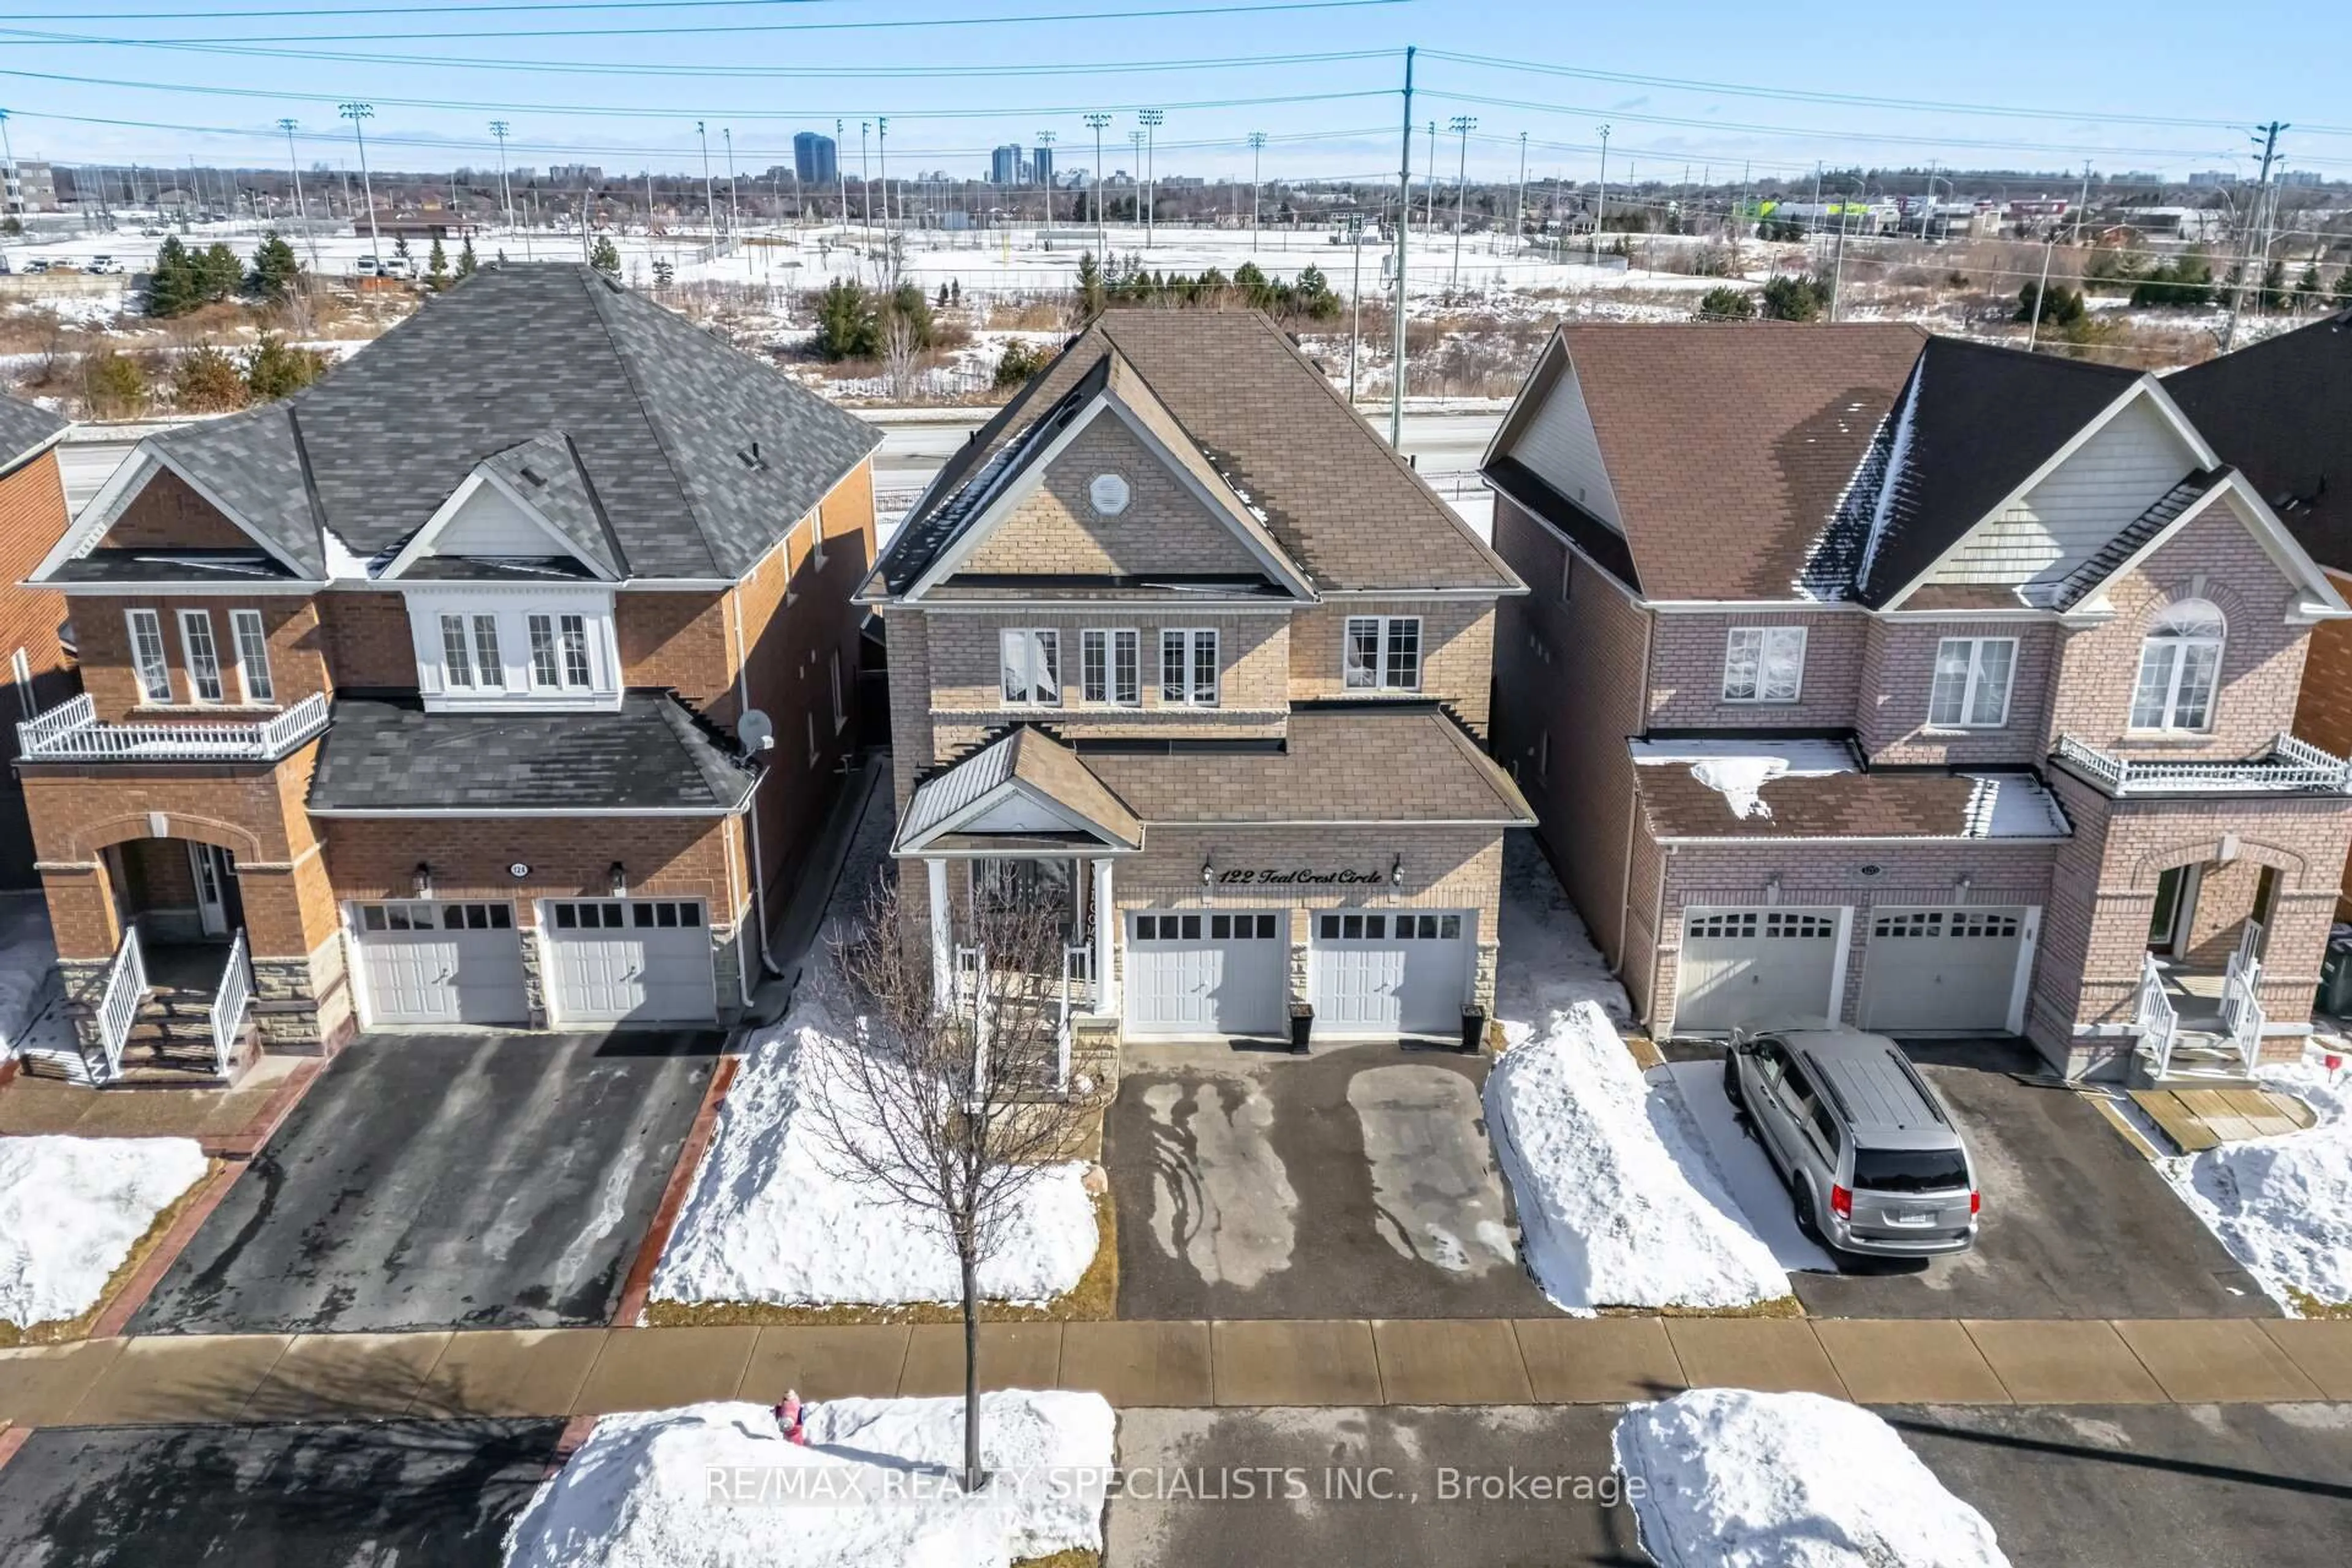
[353,900,529,1026]
[1125,910,1287,1038]
[1674,907,1842,1034]
[1859,907,2029,1033]
[543,899,717,1025]
[1311,910,1472,1038]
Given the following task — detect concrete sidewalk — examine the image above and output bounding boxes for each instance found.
[4,1315,2347,1430]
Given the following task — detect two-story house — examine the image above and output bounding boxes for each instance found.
[19,264,878,1079]
[866,309,1532,1051]
[1484,323,2352,1079]
[0,391,75,888]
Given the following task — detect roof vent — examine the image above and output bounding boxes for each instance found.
[518,464,548,488]
[737,442,767,470]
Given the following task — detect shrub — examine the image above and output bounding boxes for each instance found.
[243,334,328,401]
[1758,273,1832,322]
[83,347,148,418]
[1695,285,1756,320]
[994,340,1050,388]
[173,344,249,412]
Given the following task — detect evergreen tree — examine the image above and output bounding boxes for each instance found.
[145,236,197,317]
[247,232,300,302]
[457,236,479,277]
[650,257,674,288]
[2259,258,2288,311]
[2335,265,2352,307]
[589,234,622,276]
[2015,280,2086,327]
[994,340,1049,388]
[393,234,412,262]
[813,279,879,360]
[82,347,148,418]
[243,334,330,401]
[1074,251,1106,322]
[1758,273,1831,322]
[197,242,243,303]
[1291,263,1341,321]
[2295,258,2324,312]
[427,236,450,288]
[888,281,936,348]
[172,344,249,412]
[1695,285,1756,320]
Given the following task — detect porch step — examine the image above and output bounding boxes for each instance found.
[2128,1030,2259,1092]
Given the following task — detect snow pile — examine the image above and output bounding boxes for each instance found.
[1485,1001,1789,1313]
[0,1135,208,1329]
[1613,1389,2008,1568]
[1688,756,1788,820]
[505,1392,1115,1568]
[650,995,1098,1311]
[2160,1058,2352,1313]
[1491,831,1633,1046]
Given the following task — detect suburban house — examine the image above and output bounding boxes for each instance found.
[866,309,1532,1061]
[20,263,878,1080]
[2165,309,2352,919]
[0,390,75,888]
[1482,322,2352,1079]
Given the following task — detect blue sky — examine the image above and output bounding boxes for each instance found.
[1,0,2342,188]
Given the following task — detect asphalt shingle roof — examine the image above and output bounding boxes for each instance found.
[307,690,755,813]
[2166,309,2352,570]
[0,390,66,472]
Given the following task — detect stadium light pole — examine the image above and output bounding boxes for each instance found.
[1248,130,1267,252]
[1084,113,1112,254]
[696,120,716,257]
[278,117,320,279]
[1139,108,1163,249]
[1035,129,1057,227]
[1449,115,1476,291]
[725,126,740,250]
[877,116,890,229]
[1390,47,1413,448]
[339,101,380,273]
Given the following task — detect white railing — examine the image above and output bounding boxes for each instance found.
[94,925,146,1085]
[2056,733,2352,796]
[2136,951,2179,1079]
[16,691,330,762]
[2222,950,2266,1073]
[1056,943,1093,1095]
[208,929,253,1079]
[955,944,990,1106]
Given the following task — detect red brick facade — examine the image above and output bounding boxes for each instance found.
[0,445,78,886]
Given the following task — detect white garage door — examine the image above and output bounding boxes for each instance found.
[1674,907,1842,1034]
[543,899,717,1025]
[1860,907,2030,1033]
[1311,910,1473,1038]
[353,900,529,1027]
[1125,910,1288,1038]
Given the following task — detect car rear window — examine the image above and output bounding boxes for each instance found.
[1851,1147,1969,1194]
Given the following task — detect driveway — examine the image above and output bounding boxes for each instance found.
[0,1420,560,1565]
[132,1031,718,1335]
[1663,1038,2274,1319]
[1106,1041,1549,1319]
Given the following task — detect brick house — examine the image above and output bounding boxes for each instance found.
[2165,310,2352,921]
[1482,323,2352,1079]
[866,310,1532,1057]
[19,264,878,1079]
[0,391,75,888]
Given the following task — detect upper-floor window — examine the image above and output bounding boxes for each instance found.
[176,610,225,704]
[230,609,274,704]
[1722,626,1806,704]
[1082,628,1140,706]
[2130,598,2223,733]
[1926,637,2016,729]
[1344,615,1422,691]
[1000,628,1061,707]
[1161,628,1219,707]
[529,613,594,691]
[126,610,172,703]
[440,613,505,692]
[407,592,617,710]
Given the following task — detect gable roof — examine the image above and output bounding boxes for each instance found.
[2166,310,2352,571]
[0,391,67,473]
[882,310,1518,596]
[59,265,878,585]
[380,431,625,580]
[895,725,1144,853]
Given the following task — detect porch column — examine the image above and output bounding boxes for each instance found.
[927,858,952,1008]
[1091,856,1116,1014]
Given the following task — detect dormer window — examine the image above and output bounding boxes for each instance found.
[408,591,617,710]
[2130,598,2224,733]
[530,612,594,690]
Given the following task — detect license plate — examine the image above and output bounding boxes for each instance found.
[1890,1208,1937,1226]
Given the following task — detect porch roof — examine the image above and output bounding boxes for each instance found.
[1634,741,2070,842]
[897,725,1145,855]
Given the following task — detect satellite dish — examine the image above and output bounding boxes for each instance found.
[737,709,776,753]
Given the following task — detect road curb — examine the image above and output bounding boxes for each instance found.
[612,1055,739,1327]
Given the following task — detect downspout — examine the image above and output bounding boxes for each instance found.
[732,579,775,979]
[1611,594,1656,976]
[722,801,755,1010]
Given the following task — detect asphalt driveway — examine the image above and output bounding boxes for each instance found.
[131,1031,718,1335]
[1106,1040,1549,1319]
[0,1420,560,1566]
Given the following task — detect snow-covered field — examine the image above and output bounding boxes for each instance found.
[504,1392,1115,1568]
[2158,1054,2352,1315]
[1613,1389,2009,1568]
[649,992,1099,1314]
[0,1134,208,1330]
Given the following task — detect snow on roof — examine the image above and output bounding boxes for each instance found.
[1630,738,1858,822]
[1959,773,2071,839]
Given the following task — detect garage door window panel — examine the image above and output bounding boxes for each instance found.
[1926,637,2016,728]
[1721,627,1806,704]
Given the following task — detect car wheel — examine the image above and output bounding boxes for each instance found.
[1793,1183,1822,1243]
[1721,1052,1744,1108]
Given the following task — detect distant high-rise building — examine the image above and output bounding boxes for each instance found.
[1032,145,1055,189]
[991,145,1023,186]
[2278,169,2323,187]
[2187,169,2237,187]
[794,131,839,187]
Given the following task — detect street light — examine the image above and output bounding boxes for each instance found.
[277,117,320,280]
[1449,115,1476,291]
[1139,108,1163,249]
[1592,123,1613,265]
[338,102,380,273]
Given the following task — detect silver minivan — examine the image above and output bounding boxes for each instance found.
[1724,1028,1978,1258]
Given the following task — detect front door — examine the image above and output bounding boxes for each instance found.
[188,843,233,937]
[2148,865,2202,956]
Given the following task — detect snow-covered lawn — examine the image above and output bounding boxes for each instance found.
[505,1392,1115,1568]
[2158,1055,2352,1315]
[649,993,1100,1314]
[0,1135,208,1332]
[1613,1389,2009,1568]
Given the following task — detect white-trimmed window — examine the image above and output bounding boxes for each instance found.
[2130,598,2224,733]
[1926,636,2016,728]
[230,609,274,703]
[126,609,172,703]
[999,628,1061,707]
[176,609,225,704]
[1722,626,1806,703]
[524,612,596,692]
[1344,615,1422,691]
[1081,628,1140,706]
[409,594,613,709]
[1160,628,1219,706]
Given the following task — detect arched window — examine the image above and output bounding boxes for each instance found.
[2130,598,2224,732]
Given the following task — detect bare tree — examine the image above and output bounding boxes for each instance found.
[811,870,1090,1494]
[881,309,924,404]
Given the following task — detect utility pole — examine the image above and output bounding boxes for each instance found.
[1036,129,1057,227]
[1919,160,1935,241]
[1511,130,1528,258]
[1346,211,1365,405]
[1248,131,1267,251]
[1449,115,1475,291]
[278,118,320,279]
[1831,176,1855,321]
[1390,46,1414,449]
[2026,205,2058,352]
[1084,113,1112,255]
[1424,121,1436,232]
[0,109,15,220]
[1128,129,1144,233]
[2222,122,2286,350]
[1592,123,1611,265]
[696,120,716,260]
[338,102,380,273]
[859,121,872,243]
[877,116,891,229]
[489,119,514,246]
[1139,108,1162,248]
[725,126,740,250]
[1738,160,1753,270]
[2071,159,2090,249]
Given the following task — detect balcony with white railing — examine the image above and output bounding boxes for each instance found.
[2053,732,2352,797]
[14,692,331,764]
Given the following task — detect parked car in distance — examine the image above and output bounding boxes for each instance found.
[1724,1027,1979,1259]
[140,227,168,237]
[87,256,123,274]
